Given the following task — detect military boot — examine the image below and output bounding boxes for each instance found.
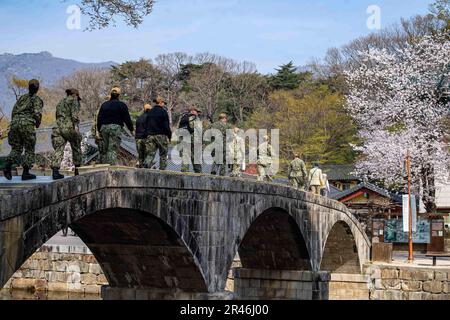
[3,160,13,181]
[74,167,80,176]
[52,168,65,180]
[22,166,37,181]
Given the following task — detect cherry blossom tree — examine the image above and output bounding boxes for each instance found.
[345,35,450,213]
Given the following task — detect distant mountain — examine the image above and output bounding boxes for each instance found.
[0,51,116,114]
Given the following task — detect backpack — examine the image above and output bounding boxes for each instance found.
[179,113,194,134]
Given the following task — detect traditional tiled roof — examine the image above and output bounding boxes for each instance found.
[332,182,403,204]
[321,164,360,182]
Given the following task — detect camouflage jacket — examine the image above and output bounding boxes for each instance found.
[55,96,80,132]
[189,115,203,140]
[208,121,231,146]
[10,93,44,128]
[258,142,274,167]
[288,158,307,179]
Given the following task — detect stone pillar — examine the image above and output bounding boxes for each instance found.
[101,286,235,300]
[233,268,330,300]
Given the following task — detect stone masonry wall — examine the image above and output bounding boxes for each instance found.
[328,274,370,300]
[366,265,450,300]
[1,245,108,295]
[234,268,330,300]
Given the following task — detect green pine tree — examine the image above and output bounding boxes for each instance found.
[269,61,305,91]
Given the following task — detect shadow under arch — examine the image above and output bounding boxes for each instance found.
[70,208,208,292]
[320,221,361,274]
[238,207,312,271]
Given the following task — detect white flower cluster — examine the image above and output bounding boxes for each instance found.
[345,35,450,207]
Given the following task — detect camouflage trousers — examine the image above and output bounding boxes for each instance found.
[211,149,227,176]
[7,123,36,168]
[289,176,306,191]
[51,128,82,168]
[146,135,169,170]
[136,138,146,168]
[181,140,202,174]
[230,164,241,178]
[257,164,273,182]
[96,138,106,164]
[100,124,123,165]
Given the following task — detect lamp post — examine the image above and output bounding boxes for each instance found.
[406,150,414,263]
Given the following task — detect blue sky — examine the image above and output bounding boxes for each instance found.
[0,0,434,74]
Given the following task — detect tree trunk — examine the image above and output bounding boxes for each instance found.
[421,164,437,214]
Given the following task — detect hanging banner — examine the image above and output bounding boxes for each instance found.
[402,194,417,232]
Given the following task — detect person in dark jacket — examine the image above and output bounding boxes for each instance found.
[97,87,134,165]
[135,103,152,168]
[145,96,172,170]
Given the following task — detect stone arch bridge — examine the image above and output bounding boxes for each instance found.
[0,169,370,299]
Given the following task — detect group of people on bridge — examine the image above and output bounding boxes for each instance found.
[2,79,329,197]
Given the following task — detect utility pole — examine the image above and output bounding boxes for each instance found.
[406,150,414,263]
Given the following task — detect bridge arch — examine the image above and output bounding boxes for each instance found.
[0,182,208,292]
[237,207,312,271]
[71,208,208,291]
[320,220,361,274]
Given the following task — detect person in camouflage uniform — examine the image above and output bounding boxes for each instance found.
[180,106,203,173]
[257,135,275,182]
[288,153,308,190]
[3,79,44,181]
[135,103,152,168]
[145,97,172,170]
[97,87,134,165]
[209,113,231,176]
[91,96,110,164]
[51,89,83,180]
[229,126,244,178]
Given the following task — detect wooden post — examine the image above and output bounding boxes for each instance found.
[406,150,414,263]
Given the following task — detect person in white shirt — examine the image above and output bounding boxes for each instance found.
[308,163,324,195]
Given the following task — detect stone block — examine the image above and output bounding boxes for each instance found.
[79,262,90,273]
[406,292,423,300]
[88,264,102,275]
[382,279,401,290]
[374,279,383,290]
[249,279,260,288]
[67,264,81,273]
[67,282,83,293]
[423,281,443,294]
[401,280,422,292]
[80,273,98,285]
[97,274,108,284]
[400,269,434,281]
[434,272,448,281]
[34,279,47,291]
[48,282,69,292]
[82,255,97,264]
[370,267,381,279]
[67,272,81,284]
[53,261,69,272]
[381,268,399,279]
[11,278,36,290]
[84,285,101,295]
[382,290,404,300]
